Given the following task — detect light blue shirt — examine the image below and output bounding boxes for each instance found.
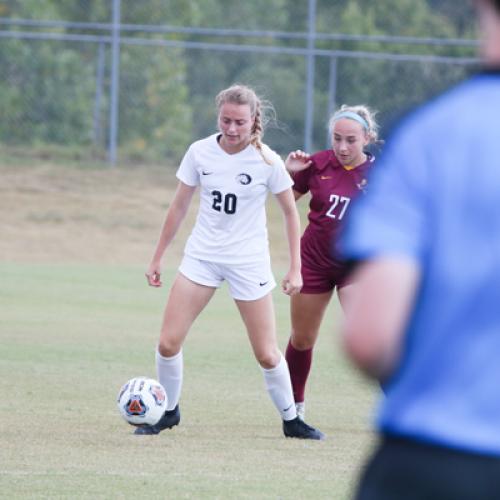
[341,71,500,456]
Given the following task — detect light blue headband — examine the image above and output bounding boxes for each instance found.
[333,111,369,130]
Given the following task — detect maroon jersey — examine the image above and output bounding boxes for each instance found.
[293,149,374,272]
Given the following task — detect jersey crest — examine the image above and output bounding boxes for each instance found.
[357,178,368,193]
[236,173,252,185]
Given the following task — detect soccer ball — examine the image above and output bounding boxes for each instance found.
[117,377,167,426]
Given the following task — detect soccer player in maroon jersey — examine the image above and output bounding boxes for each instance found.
[284,105,381,423]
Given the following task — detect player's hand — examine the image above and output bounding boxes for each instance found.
[285,150,312,173]
[145,263,162,287]
[281,271,303,296]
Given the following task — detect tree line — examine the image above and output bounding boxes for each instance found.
[0,0,478,163]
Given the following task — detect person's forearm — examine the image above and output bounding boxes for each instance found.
[150,182,195,264]
[285,210,301,272]
[150,204,187,263]
[342,258,420,381]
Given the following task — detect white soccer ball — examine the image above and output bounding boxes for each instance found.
[117,377,167,426]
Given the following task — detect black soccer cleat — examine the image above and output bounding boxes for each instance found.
[283,417,325,440]
[134,405,180,435]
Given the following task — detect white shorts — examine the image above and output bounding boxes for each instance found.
[179,255,276,301]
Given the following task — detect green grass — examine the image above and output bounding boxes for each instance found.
[1,261,377,499]
[0,157,377,498]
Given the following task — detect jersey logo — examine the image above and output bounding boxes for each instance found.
[320,175,332,180]
[236,173,252,185]
[356,179,368,192]
[259,281,268,286]
[202,170,213,175]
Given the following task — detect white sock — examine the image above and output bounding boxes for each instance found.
[262,354,297,421]
[156,349,183,411]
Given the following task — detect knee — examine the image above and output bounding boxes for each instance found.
[157,337,181,358]
[290,332,316,351]
[255,349,281,369]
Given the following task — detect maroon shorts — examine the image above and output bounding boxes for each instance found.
[300,258,354,294]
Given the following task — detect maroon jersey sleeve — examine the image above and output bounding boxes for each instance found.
[291,167,312,194]
[291,150,332,194]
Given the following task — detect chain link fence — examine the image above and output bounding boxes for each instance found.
[0,0,479,166]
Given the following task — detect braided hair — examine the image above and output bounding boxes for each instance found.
[216,84,274,165]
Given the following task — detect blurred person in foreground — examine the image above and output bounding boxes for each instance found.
[340,0,500,498]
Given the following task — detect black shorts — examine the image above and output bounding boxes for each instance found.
[355,435,500,500]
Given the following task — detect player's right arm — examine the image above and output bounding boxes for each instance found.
[285,150,312,173]
[146,181,196,287]
[285,151,312,203]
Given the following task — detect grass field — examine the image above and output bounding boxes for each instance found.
[0,161,377,499]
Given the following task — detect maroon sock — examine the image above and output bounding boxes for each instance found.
[285,339,313,403]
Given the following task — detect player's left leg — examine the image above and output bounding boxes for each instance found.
[235,294,324,440]
[287,290,333,418]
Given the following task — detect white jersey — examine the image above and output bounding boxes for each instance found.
[176,133,293,264]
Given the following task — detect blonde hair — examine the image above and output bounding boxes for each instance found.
[328,104,381,146]
[215,84,274,165]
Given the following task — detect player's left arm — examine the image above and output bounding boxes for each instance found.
[341,257,420,381]
[275,188,303,296]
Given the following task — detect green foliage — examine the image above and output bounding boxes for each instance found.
[427,0,477,37]
[0,39,95,145]
[178,0,291,29]
[317,0,471,39]
[0,0,478,162]
[0,0,59,19]
[52,0,111,22]
[310,0,477,148]
[118,45,192,162]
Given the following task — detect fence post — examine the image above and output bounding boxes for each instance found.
[93,41,105,149]
[304,0,317,153]
[108,0,121,166]
[326,56,338,148]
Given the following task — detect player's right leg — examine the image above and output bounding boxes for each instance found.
[286,290,332,419]
[135,272,216,435]
[236,294,324,440]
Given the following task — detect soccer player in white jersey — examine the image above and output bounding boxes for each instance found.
[135,84,324,439]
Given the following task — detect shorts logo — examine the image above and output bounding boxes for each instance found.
[259,281,268,286]
[236,173,252,185]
